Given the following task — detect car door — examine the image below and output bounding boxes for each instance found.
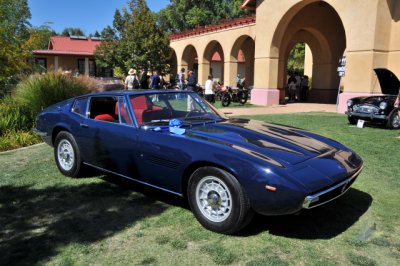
[77,95,141,177]
[135,129,191,195]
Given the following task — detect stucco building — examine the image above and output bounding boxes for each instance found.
[169,0,400,113]
[33,36,113,77]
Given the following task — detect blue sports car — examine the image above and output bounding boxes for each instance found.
[34,90,363,234]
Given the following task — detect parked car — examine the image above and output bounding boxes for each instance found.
[346,68,400,129]
[34,90,363,234]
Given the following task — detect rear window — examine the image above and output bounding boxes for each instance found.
[72,98,88,117]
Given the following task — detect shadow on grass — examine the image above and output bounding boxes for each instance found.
[240,188,372,239]
[0,179,172,265]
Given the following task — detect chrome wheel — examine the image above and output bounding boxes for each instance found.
[57,139,75,171]
[195,176,232,223]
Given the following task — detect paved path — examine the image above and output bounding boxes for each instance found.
[220,103,338,116]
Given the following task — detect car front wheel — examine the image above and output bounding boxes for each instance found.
[348,116,357,125]
[387,109,400,129]
[188,167,253,234]
[54,131,83,177]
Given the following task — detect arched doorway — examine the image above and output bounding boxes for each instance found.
[182,45,198,73]
[272,1,346,103]
[203,41,225,84]
[231,36,255,88]
[168,49,178,83]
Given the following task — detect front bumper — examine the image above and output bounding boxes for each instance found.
[302,165,363,209]
[346,111,388,121]
[32,128,52,146]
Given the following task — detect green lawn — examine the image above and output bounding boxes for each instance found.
[1,113,399,265]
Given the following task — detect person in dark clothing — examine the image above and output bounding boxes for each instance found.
[186,70,197,91]
[139,68,149,89]
[150,70,161,89]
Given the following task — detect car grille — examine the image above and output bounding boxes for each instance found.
[302,166,363,209]
[353,105,379,114]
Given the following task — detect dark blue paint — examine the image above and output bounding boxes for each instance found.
[34,91,363,216]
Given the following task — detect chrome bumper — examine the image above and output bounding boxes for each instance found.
[302,166,363,209]
[346,111,388,120]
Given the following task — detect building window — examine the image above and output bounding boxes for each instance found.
[77,59,96,76]
[34,58,47,73]
[78,59,85,75]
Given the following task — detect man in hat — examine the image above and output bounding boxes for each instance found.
[125,68,140,90]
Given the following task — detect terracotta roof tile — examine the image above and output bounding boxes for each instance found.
[33,36,101,56]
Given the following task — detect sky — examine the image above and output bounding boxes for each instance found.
[28,0,170,35]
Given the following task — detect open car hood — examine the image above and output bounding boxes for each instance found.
[374,68,400,95]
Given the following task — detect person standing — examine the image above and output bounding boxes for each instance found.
[204,75,215,103]
[150,70,161,89]
[186,70,197,91]
[178,68,185,90]
[125,68,137,90]
[300,75,309,102]
[139,68,149,89]
[294,72,301,101]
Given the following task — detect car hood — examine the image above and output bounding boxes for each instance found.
[185,119,339,168]
[374,68,400,95]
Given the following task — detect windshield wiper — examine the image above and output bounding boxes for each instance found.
[142,119,170,126]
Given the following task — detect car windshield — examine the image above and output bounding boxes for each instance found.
[129,91,227,127]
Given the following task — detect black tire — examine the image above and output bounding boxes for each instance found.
[239,92,248,105]
[187,166,253,234]
[348,116,357,125]
[221,94,231,107]
[386,109,400,129]
[54,131,83,177]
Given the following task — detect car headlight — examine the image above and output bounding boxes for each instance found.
[347,99,353,107]
[379,102,388,110]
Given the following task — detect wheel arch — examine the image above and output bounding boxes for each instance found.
[52,126,70,145]
[181,161,239,200]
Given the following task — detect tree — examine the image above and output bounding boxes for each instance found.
[26,24,54,50]
[287,43,305,74]
[95,0,170,75]
[156,0,251,32]
[0,0,31,96]
[61,27,85,37]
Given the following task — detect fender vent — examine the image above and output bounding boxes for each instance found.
[146,155,181,169]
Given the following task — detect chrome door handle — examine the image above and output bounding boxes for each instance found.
[80,123,89,128]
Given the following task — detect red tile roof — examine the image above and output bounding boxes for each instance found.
[33,36,101,56]
[170,15,256,41]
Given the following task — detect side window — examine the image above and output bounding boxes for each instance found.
[89,96,118,123]
[117,97,133,125]
[72,98,88,117]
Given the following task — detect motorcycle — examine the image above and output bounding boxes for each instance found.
[220,85,248,107]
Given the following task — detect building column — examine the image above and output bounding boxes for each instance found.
[304,44,313,77]
[84,57,89,76]
[54,56,59,71]
[197,61,210,86]
[224,61,238,87]
[251,57,280,106]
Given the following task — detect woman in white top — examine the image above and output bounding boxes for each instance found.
[204,75,215,103]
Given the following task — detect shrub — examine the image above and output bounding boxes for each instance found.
[13,71,93,116]
[0,130,41,152]
[0,96,34,135]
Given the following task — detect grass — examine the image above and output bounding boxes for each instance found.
[0,112,399,265]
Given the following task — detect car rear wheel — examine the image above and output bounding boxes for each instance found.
[54,131,83,177]
[188,166,253,234]
[387,109,400,129]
